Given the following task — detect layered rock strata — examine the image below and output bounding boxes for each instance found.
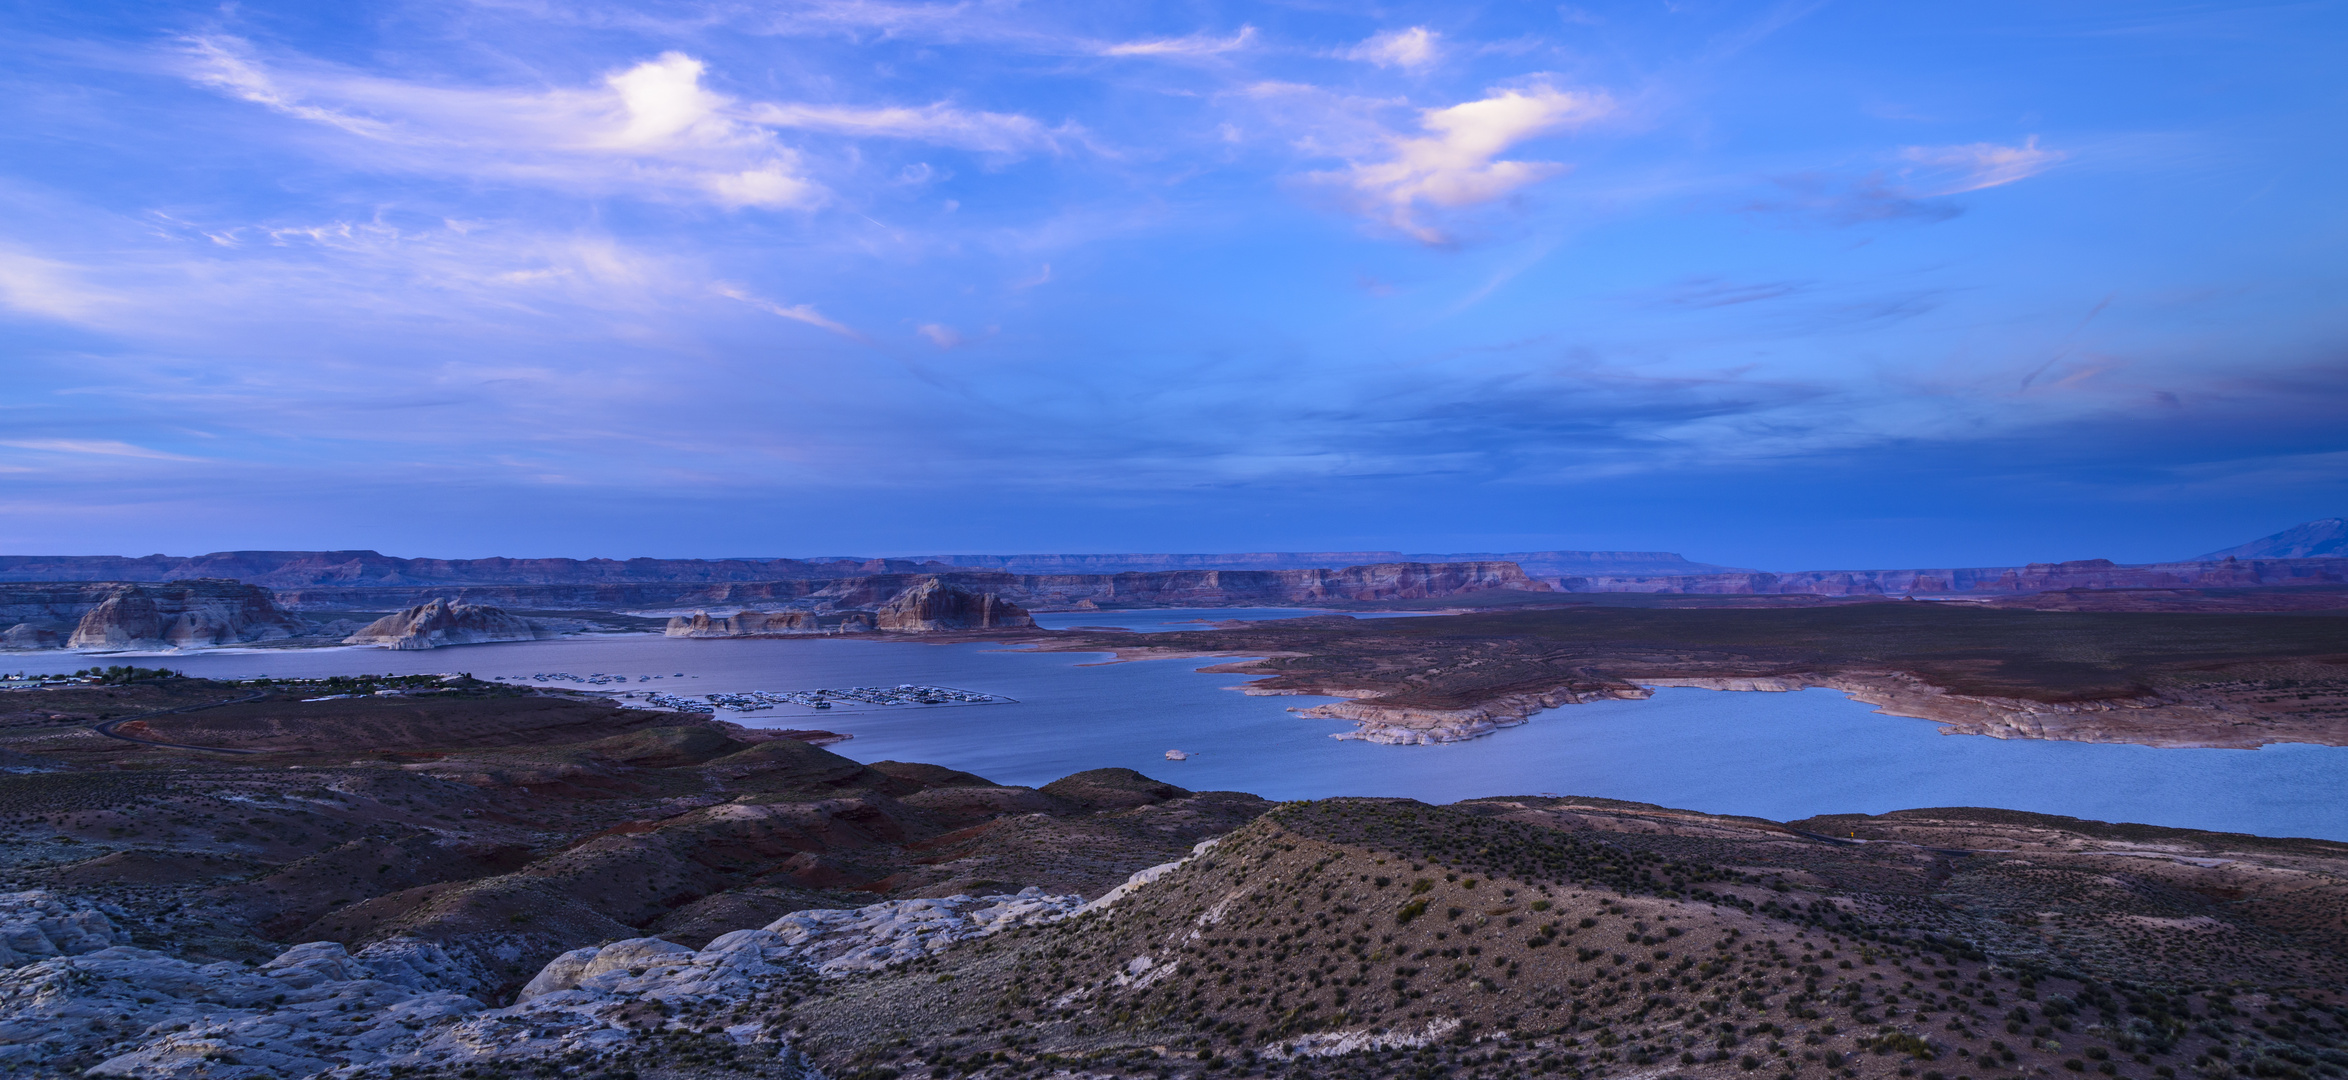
[875,579,1035,632]
[343,599,543,650]
[0,581,310,652]
[663,610,875,638]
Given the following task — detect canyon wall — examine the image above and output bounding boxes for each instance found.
[0,580,310,651]
[272,560,1551,612]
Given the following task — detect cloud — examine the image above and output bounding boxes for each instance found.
[1901,137,2066,195]
[916,323,963,348]
[1345,27,1441,71]
[184,37,391,139]
[715,285,863,339]
[1315,86,1612,243]
[1101,26,1256,57]
[1746,139,2061,227]
[178,40,1056,210]
[745,101,1057,155]
[0,439,203,462]
[1744,172,1963,226]
[0,251,115,321]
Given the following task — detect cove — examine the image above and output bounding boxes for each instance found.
[10,631,2347,841]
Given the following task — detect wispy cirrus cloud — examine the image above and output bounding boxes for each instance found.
[1747,138,2062,226]
[715,284,863,340]
[1099,26,1257,57]
[1901,137,2065,195]
[180,40,1060,210]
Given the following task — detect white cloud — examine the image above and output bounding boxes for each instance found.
[715,284,863,339]
[602,52,730,148]
[1312,86,1612,243]
[0,251,115,321]
[1345,27,1441,71]
[178,40,1056,210]
[1101,26,1256,57]
[1901,137,2065,195]
[916,323,963,348]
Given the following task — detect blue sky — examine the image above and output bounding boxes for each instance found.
[1,1,2343,569]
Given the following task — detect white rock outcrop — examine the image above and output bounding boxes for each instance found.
[0,890,133,967]
[1,888,1088,1078]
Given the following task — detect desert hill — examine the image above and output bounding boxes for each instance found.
[0,676,2343,1080]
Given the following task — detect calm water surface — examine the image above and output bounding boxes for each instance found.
[11,625,2347,841]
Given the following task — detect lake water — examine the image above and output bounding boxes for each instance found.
[10,619,2348,842]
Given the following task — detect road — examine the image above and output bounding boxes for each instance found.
[90,690,271,754]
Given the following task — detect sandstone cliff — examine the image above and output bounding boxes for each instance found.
[875,580,1035,632]
[1,581,309,652]
[667,610,818,638]
[343,599,544,650]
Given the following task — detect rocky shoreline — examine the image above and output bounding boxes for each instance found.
[1018,635,2348,750]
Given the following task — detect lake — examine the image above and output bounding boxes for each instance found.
[10,618,2348,841]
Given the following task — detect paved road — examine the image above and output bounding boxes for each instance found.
[91,691,270,754]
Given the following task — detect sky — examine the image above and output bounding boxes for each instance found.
[1,1,2344,570]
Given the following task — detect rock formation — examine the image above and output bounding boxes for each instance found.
[665,610,819,638]
[343,599,543,650]
[875,579,1035,632]
[29,581,310,652]
[0,890,1084,1078]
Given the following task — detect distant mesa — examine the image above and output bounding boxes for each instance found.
[874,579,1035,633]
[2195,517,2348,561]
[343,598,545,651]
[912,549,1745,576]
[1,580,307,653]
